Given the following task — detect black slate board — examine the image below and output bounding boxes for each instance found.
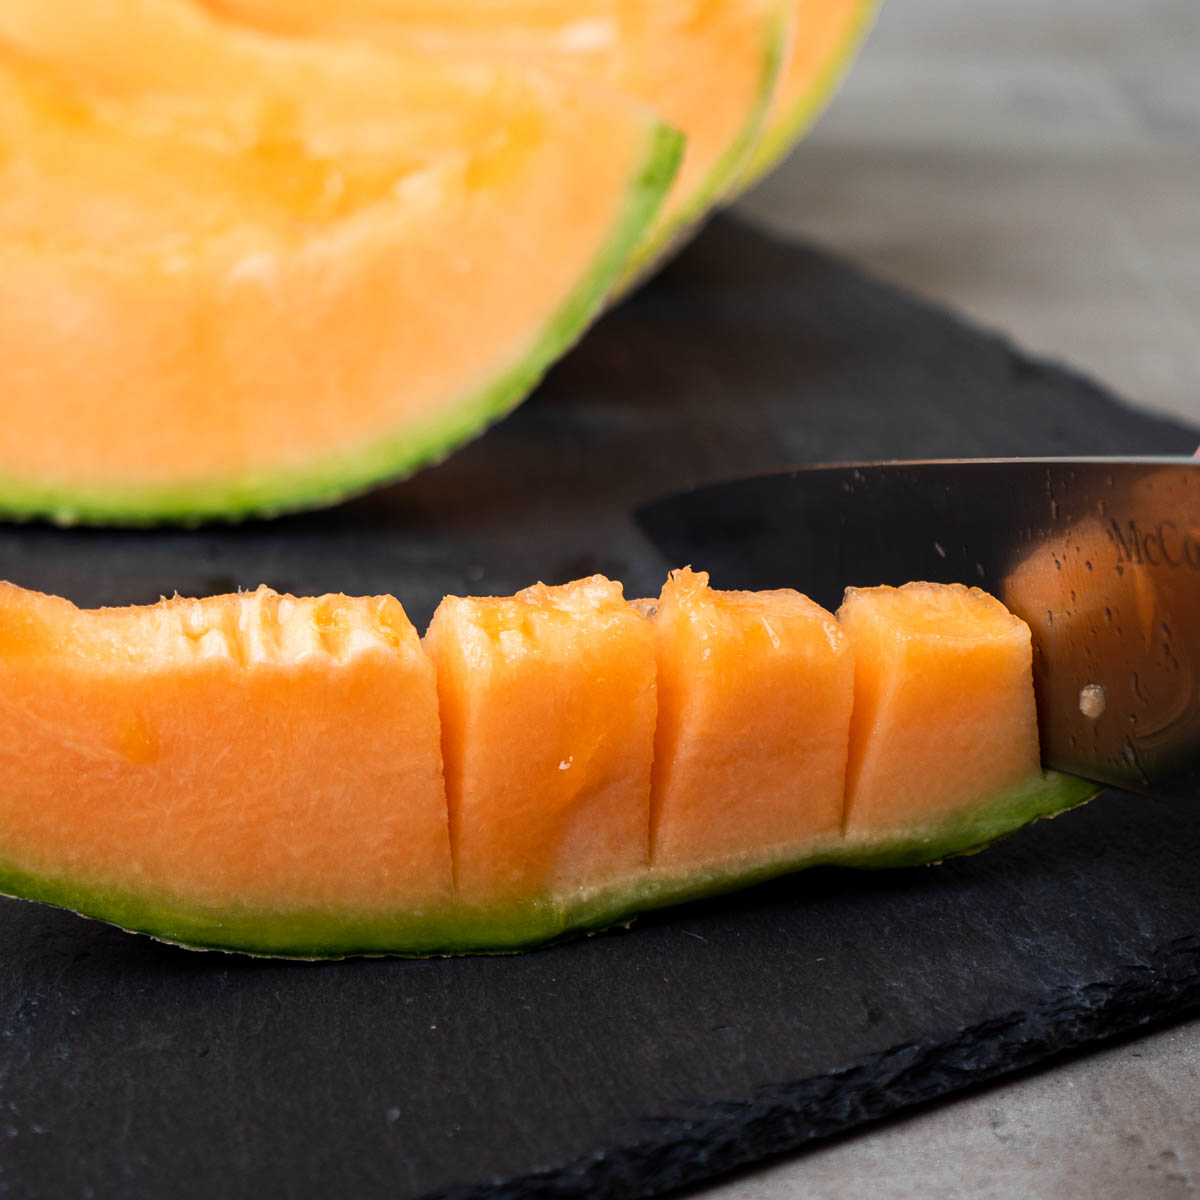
[0,217,1197,1199]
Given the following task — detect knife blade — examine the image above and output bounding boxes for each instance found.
[635,457,1200,795]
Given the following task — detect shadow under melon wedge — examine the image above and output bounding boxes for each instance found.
[191,0,793,282]
[0,0,681,523]
[0,575,1098,958]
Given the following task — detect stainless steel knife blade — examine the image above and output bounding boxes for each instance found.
[635,457,1200,794]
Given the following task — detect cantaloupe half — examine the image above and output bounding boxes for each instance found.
[0,0,681,523]
[0,575,1096,957]
[735,0,879,192]
[190,0,793,280]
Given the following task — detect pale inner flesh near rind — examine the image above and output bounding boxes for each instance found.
[0,0,681,519]
[189,0,793,268]
[0,575,1101,957]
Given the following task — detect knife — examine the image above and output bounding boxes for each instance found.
[635,457,1200,796]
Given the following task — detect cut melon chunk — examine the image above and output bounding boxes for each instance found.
[424,577,657,918]
[0,583,453,956]
[648,568,853,877]
[838,583,1046,845]
[0,575,1096,957]
[736,0,878,191]
[0,0,681,522]
[191,0,793,278]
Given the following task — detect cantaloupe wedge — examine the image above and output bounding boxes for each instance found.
[0,0,681,522]
[0,575,1096,957]
[190,0,793,279]
[734,0,879,191]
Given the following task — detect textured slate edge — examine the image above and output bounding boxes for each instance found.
[431,933,1200,1200]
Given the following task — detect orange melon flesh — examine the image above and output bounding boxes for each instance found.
[736,0,877,190]
[648,568,853,876]
[838,583,1044,839]
[423,577,657,914]
[192,0,792,277]
[0,583,453,955]
[0,574,1097,956]
[0,0,681,522]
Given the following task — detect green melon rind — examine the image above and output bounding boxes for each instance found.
[475,769,1101,951]
[0,771,1099,958]
[0,122,683,528]
[614,0,793,290]
[733,0,880,194]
